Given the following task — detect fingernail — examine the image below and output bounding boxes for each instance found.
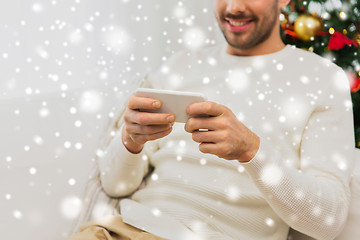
[167,114,175,122]
[153,101,161,108]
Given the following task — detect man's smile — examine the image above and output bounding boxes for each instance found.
[225,18,253,32]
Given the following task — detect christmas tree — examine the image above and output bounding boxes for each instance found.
[281,0,360,149]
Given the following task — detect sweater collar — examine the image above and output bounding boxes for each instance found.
[218,44,294,66]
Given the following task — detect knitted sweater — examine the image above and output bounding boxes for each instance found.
[99,45,355,240]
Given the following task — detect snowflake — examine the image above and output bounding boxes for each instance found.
[183,27,206,50]
[260,165,283,186]
[226,69,250,92]
[60,196,82,219]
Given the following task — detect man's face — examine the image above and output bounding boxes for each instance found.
[214,0,281,52]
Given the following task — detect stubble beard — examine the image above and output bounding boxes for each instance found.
[219,3,279,50]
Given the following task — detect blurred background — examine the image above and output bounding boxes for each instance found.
[0,0,219,239]
[0,0,359,240]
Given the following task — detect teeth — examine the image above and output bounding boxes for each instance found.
[229,21,247,26]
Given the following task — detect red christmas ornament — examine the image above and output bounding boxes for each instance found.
[348,72,360,93]
[328,32,359,50]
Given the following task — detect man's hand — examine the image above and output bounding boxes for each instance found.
[185,101,260,163]
[122,95,175,154]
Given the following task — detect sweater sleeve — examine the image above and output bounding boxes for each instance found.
[97,50,189,198]
[242,69,355,240]
[98,75,153,198]
[98,125,150,197]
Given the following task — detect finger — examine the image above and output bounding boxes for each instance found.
[198,142,231,159]
[198,142,218,155]
[125,109,175,125]
[185,116,220,133]
[199,142,240,160]
[186,101,224,117]
[191,130,223,143]
[126,122,174,135]
[130,127,173,144]
[128,95,161,110]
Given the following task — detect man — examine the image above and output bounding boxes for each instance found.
[68,0,355,239]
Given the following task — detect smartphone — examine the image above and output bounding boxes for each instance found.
[134,88,208,123]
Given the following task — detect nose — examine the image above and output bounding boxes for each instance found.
[227,0,246,14]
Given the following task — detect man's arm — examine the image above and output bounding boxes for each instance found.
[185,88,354,240]
[240,70,355,240]
[98,127,148,197]
[99,94,175,197]
[241,109,354,240]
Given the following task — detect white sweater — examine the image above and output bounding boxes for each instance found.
[99,45,355,240]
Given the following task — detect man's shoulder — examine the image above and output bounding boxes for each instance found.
[286,45,342,72]
[148,45,223,87]
[287,45,350,93]
[154,44,224,74]
[169,44,224,61]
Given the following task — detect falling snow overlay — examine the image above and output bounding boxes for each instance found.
[1,1,359,240]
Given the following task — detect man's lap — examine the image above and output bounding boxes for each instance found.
[65,215,166,240]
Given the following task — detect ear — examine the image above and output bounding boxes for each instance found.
[278,0,290,9]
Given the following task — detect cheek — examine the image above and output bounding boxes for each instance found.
[247,0,273,15]
[214,0,226,17]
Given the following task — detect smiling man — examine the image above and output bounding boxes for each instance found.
[67,1,355,240]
